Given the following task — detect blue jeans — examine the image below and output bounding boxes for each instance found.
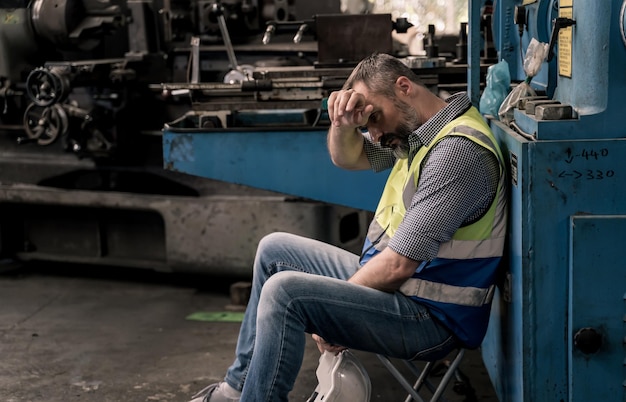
[223,232,457,402]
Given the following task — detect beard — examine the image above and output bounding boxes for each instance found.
[380,101,421,159]
[380,132,411,159]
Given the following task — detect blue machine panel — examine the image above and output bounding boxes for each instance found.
[163,121,387,212]
[483,119,626,402]
[569,215,626,401]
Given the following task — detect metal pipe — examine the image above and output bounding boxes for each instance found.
[190,36,200,84]
[467,0,481,106]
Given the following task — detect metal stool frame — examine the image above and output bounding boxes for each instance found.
[376,348,466,402]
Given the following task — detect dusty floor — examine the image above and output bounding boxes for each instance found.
[0,262,499,402]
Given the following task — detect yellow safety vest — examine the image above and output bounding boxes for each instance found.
[366,106,507,263]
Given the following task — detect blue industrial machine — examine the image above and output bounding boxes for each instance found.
[480,0,626,401]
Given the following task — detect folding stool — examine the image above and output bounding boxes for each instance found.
[376,348,468,402]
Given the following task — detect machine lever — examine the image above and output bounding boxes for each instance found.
[293,24,308,44]
[211,3,240,72]
[263,24,276,45]
[547,17,576,62]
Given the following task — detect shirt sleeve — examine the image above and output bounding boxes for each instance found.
[387,136,500,262]
[362,134,396,172]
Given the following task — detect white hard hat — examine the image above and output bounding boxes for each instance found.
[307,350,371,402]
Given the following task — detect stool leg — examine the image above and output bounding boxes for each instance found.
[403,360,435,392]
[376,355,425,402]
[429,349,465,402]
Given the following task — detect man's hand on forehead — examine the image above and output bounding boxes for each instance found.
[328,89,374,128]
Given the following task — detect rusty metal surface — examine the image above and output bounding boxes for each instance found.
[315,14,393,65]
[0,178,367,276]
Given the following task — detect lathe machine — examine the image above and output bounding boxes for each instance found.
[0,0,480,276]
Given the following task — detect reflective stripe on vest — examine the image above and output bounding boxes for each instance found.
[399,278,496,307]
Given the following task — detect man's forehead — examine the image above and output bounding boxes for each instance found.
[351,81,369,95]
[352,82,382,105]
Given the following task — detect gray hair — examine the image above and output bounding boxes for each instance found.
[342,53,425,98]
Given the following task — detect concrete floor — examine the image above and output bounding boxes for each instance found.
[0,262,499,402]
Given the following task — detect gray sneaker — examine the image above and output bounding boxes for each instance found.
[189,382,241,402]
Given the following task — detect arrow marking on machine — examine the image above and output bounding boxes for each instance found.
[558,171,583,179]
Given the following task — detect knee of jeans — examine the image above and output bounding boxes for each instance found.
[257,232,290,251]
[255,232,289,261]
[259,271,307,310]
[262,270,303,295]
[254,232,296,272]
